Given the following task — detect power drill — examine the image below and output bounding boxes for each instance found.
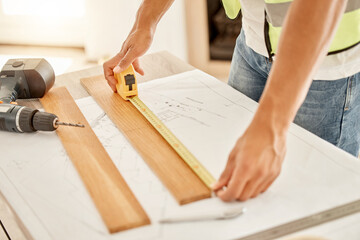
[0,58,84,133]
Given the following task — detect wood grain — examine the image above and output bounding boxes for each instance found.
[81,75,212,205]
[2,51,197,239]
[40,87,150,233]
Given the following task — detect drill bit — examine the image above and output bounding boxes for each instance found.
[55,121,85,128]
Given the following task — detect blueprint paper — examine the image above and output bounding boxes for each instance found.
[0,70,360,240]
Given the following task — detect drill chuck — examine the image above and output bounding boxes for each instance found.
[17,106,38,132]
[33,111,58,131]
[0,104,57,132]
[0,104,84,133]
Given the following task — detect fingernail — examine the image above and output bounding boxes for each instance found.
[211,182,219,189]
[113,66,120,73]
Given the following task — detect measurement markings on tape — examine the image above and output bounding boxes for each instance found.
[237,199,360,240]
[129,95,216,188]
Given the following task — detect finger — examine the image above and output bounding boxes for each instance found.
[104,46,128,75]
[217,178,248,202]
[212,152,236,191]
[238,178,263,201]
[249,171,278,198]
[103,55,123,81]
[107,77,117,92]
[105,75,117,92]
[103,49,126,72]
[217,167,248,202]
[212,165,233,191]
[238,166,271,201]
[260,176,277,194]
[257,165,281,195]
[114,47,138,73]
[105,68,118,85]
[133,58,144,75]
[249,176,272,199]
[103,62,114,80]
[104,65,118,92]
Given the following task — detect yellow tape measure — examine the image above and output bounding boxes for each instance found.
[115,65,216,188]
[129,95,215,188]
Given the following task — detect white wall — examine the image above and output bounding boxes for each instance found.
[0,0,188,62]
[84,0,188,61]
[0,0,85,46]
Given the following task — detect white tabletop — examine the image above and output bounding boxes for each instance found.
[1,54,360,240]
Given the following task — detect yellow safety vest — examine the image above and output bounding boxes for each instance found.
[222,0,360,60]
[222,0,241,19]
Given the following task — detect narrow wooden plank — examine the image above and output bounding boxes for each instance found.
[40,87,150,233]
[81,76,211,204]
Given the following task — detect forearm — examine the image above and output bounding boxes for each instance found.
[132,0,174,34]
[253,0,347,134]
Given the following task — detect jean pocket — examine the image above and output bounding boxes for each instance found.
[295,106,328,130]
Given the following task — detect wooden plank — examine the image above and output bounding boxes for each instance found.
[81,76,211,205]
[0,52,196,239]
[40,87,150,233]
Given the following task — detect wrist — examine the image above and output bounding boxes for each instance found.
[251,95,293,137]
[244,108,287,156]
[134,17,157,35]
[134,0,166,35]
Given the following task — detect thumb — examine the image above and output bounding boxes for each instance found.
[113,48,137,74]
[212,161,234,191]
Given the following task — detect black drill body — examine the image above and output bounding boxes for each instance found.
[0,58,57,133]
[0,59,54,103]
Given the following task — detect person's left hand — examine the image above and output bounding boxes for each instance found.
[212,120,287,201]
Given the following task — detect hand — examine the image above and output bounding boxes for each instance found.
[212,121,286,201]
[103,28,153,92]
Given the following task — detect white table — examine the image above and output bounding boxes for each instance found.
[1,52,360,240]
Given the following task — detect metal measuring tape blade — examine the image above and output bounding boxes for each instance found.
[129,95,216,188]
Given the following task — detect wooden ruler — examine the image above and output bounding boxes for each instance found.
[81,76,212,205]
[40,87,150,233]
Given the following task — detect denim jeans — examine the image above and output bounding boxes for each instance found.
[229,30,360,156]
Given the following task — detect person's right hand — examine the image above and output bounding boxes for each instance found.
[103,28,153,92]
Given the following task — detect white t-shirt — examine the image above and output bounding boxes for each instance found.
[240,0,360,80]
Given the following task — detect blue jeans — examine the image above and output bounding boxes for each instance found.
[229,31,360,156]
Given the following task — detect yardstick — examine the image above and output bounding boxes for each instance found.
[237,199,360,240]
[114,65,216,188]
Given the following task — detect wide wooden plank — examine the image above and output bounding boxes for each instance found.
[40,87,150,233]
[81,76,211,205]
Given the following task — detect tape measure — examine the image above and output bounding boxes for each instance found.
[114,65,216,188]
[237,199,360,240]
[130,96,215,188]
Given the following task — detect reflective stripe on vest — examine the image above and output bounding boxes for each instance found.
[265,0,360,59]
[222,0,241,19]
